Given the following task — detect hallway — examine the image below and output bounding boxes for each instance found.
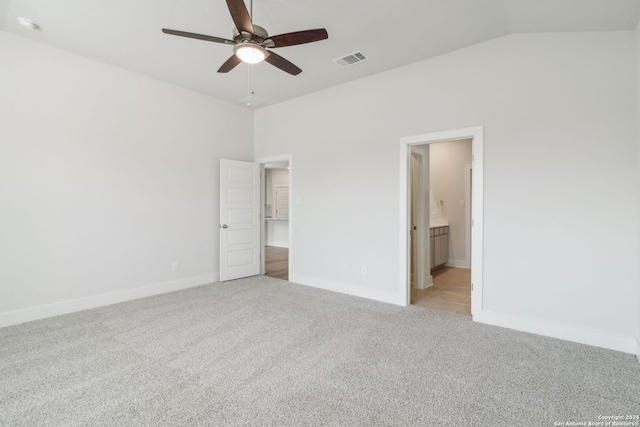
[265,246,288,280]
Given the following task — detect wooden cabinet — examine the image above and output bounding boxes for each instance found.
[435,235,449,267]
[430,226,449,271]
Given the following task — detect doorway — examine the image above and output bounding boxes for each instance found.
[399,127,484,317]
[257,155,293,281]
[410,139,472,314]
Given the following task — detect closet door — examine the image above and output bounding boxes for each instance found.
[219,159,261,281]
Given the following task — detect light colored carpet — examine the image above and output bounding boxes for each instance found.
[0,276,638,426]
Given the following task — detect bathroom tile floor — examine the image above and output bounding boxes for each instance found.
[411,267,471,316]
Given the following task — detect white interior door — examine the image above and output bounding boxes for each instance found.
[410,152,424,288]
[220,159,261,281]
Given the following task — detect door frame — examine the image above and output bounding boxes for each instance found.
[255,154,293,277]
[465,163,472,269]
[399,127,484,315]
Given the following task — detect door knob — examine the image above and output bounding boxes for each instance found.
[221,224,228,229]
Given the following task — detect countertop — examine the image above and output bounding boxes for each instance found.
[430,220,449,228]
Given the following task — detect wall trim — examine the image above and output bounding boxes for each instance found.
[290,273,404,306]
[474,310,637,355]
[287,272,638,355]
[444,259,469,269]
[0,273,218,328]
[266,240,289,248]
[425,274,433,287]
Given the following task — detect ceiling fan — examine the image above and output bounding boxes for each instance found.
[162,0,328,76]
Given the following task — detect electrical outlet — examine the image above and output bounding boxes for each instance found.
[172,261,180,272]
[361,266,367,276]
[343,264,349,274]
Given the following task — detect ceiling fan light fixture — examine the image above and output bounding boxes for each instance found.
[233,43,268,64]
[17,18,39,30]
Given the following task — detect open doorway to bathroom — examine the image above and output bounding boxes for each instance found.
[263,161,290,280]
[400,126,484,318]
[410,139,472,315]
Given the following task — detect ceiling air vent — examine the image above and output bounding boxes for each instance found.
[333,51,369,68]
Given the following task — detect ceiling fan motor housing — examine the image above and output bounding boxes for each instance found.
[233,24,272,46]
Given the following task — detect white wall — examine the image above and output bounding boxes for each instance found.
[266,220,289,248]
[429,139,472,267]
[0,32,253,324]
[255,32,638,351]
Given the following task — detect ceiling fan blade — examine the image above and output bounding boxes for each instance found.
[265,51,302,76]
[226,0,254,35]
[267,29,328,48]
[218,55,242,73]
[162,29,236,45]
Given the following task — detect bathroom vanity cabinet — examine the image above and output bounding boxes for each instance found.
[430,226,449,271]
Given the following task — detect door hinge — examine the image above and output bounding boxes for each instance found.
[471,283,474,291]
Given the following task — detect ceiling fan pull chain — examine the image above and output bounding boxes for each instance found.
[247,62,252,103]
[245,60,256,106]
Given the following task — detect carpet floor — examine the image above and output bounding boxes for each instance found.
[1,276,638,426]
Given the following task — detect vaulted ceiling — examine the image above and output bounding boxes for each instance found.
[1,0,639,108]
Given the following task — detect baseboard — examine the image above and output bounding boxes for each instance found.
[445,259,469,268]
[473,310,637,354]
[290,273,405,306]
[425,274,433,287]
[266,240,289,248]
[413,282,434,290]
[0,273,218,328]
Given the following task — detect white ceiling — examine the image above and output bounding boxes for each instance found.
[1,0,639,108]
